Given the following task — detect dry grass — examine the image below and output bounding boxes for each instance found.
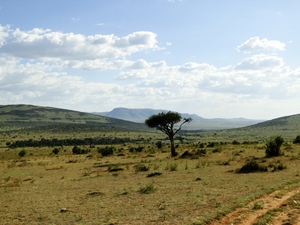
[0,141,300,224]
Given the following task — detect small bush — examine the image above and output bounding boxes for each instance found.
[207,142,217,148]
[18,149,27,157]
[199,142,205,148]
[97,146,115,156]
[165,163,177,171]
[265,136,284,157]
[108,164,124,172]
[134,163,149,172]
[293,135,300,144]
[253,202,264,210]
[196,148,206,155]
[129,146,144,153]
[232,140,240,145]
[139,184,155,194]
[147,172,162,177]
[236,159,268,173]
[52,148,60,155]
[268,162,287,172]
[212,146,222,153]
[155,141,163,149]
[72,146,90,154]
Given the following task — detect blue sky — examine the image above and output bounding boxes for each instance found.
[1,0,300,119]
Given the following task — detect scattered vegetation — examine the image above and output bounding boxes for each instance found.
[1,105,300,224]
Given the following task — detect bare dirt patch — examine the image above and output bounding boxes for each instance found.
[209,186,300,225]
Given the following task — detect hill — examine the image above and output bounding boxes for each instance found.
[0,104,147,132]
[201,113,300,141]
[94,107,264,130]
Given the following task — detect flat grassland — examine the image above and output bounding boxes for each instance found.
[1,131,300,225]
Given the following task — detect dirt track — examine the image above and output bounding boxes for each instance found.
[209,186,300,225]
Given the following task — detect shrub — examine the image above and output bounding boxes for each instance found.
[134,163,149,172]
[268,162,287,172]
[212,146,222,153]
[253,202,264,210]
[129,146,144,153]
[155,141,163,149]
[232,140,240,145]
[139,184,155,194]
[165,163,177,171]
[196,148,206,155]
[236,159,268,173]
[18,149,27,157]
[52,148,60,155]
[108,164,124,172]
[293,135,300,144]
[147,172,162,177]
[199,142,205,148]
[97,146,115,156]
[72,146,90,154]
[265,136,284,157]
[207,142,217,148]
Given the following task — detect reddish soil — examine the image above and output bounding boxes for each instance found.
[209,186,300,225]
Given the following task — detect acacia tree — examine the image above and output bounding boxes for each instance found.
[145,111,192,157]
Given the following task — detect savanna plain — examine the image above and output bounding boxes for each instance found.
[1,126,300,225]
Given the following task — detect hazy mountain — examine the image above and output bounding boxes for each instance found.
[94,107,264,130]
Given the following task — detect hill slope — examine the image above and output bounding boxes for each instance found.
[206,113,300,141]
[95,107,264,130]
[0,104,146,132]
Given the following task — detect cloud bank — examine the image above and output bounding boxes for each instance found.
[0,25,299,119]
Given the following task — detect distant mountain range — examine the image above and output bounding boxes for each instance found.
[94,107,265,130]
[1,104,300,140]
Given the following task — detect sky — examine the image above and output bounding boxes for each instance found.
[0,0,300,120]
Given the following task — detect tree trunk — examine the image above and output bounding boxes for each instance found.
[169,135,177,157]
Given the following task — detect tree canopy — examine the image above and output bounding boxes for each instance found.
[145,111,192,157]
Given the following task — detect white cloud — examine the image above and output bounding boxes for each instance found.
[0,26,159,60]
[234,54,284,71]
[178,62,216,73]
[0,25,9,47]
[236,37,285,53]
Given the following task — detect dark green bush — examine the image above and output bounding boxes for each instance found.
[129,146,144,153]
[52,148,60,155]
[232,140,240,145]
[18,149,27,157]
[265,136,284,157]
[97,146,115,156]
[268,162,287,172]
[134,163,149,172]
[293,135,300,144]
[155,141,163,149]
[72,146,90,154]
[236,160,268,173]
[147,172,162,177]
